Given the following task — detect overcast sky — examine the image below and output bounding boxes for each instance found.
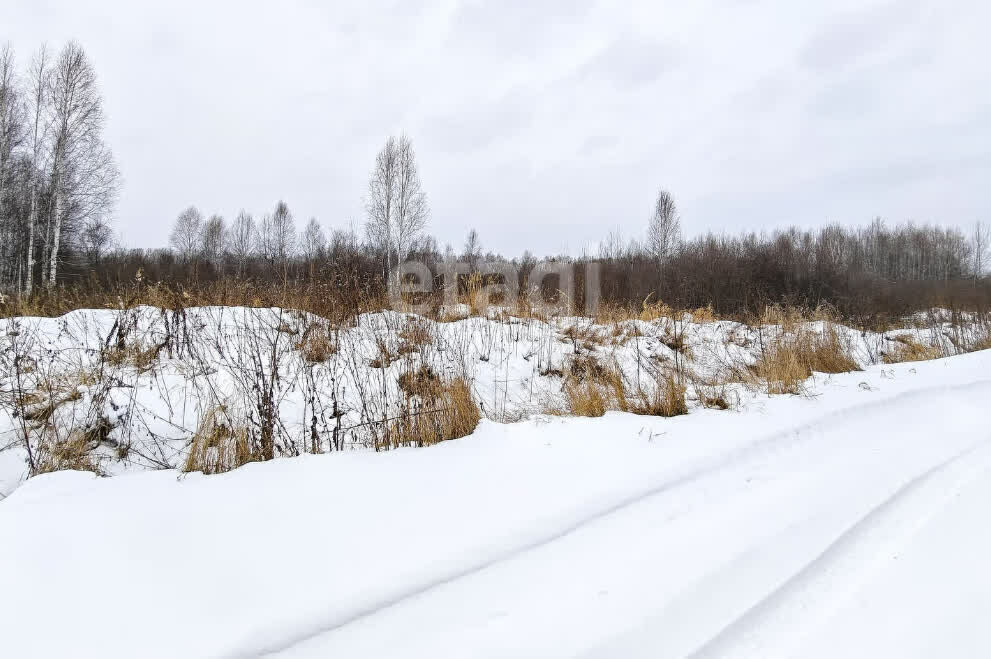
[6,0,990,255]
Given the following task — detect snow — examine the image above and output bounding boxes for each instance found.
[1,348,990,658]
[1,304,985,495]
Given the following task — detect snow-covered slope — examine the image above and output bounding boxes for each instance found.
[2,305,985,495]
[1,350,989,658]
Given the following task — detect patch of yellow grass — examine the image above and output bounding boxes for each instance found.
[296,324,338,363]
[882,334,944,363]
[640,295,673,322]
[755,325,860,394]
[628,374,689,417]
[387,377,481,448]
[184,406,257,474]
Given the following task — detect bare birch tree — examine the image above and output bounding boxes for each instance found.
[365,134,428,282]
[227,210,255,276]
[201,213,226,264]
[258,200,296,272]
[393,134,429,270]
[170,206,203,261]
[23,46,50,295]
[0,44,24,288]
[44,41,118,288]
[302,217,326,260]
[365,136,398,280]
[647,188,681,261]
[463,228,481,270]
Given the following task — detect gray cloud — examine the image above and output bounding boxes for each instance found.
[574,35,675,90]
[3,0,989,256]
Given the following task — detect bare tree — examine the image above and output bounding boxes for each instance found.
[200,213,226,264]
[0,44,24,289]
[81,215,113,264]
[302,217,326,260]
[647,189,681,261]
[974,220,990,282]
[393,135,429,270]
[170,206,203,261]
[463,228,481,270]
[599,227,628,260]
[23,46,49,295]
[258,200,296,270]
[44,41,118,288]
[226,210,256,276]
[365,136,398,280]
[365,134,428,282]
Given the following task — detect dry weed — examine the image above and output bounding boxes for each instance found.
[628,375,688,417]
[755,325,860,394]
[296,324,337,363]
[387,377,480,448]
[184,406,257,474]
[882,334,944,363]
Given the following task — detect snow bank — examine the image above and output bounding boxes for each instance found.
[2,305,985,495]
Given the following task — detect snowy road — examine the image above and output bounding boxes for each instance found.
[1,351,990,658]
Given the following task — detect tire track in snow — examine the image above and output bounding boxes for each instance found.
[237,381,991,658]
[690,437,991,659]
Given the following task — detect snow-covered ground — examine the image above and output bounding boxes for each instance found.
[1,349,989,658]
[1,305,985,495]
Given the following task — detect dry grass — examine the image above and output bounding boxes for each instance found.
[639,296,674,322]
[465,271,486,316]
[971,333,991,352]
[387,377,480,448]
[103,342,161,372]
[557,353,628,417]
[593,302,637,326]
[692,380,732,410]
[398,365,442,400]
[35,432,101,475]
[398,317,433,348]
[882,334,944,363]
[296,324,337,363]
[759,305,805,333]
[628,375,689,417]
[561,323,605,353]
[561,380,611,417]
[688,305,716,324]
[754,325,860,394]
[556,353,687,418]
[183,406,257,474]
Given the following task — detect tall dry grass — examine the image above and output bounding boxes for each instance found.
[387,376,480,449]
[753,325,860,394]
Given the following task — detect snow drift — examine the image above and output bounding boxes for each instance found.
[1,349,989,658]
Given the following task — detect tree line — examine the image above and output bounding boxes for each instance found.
[0,42,118,295]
